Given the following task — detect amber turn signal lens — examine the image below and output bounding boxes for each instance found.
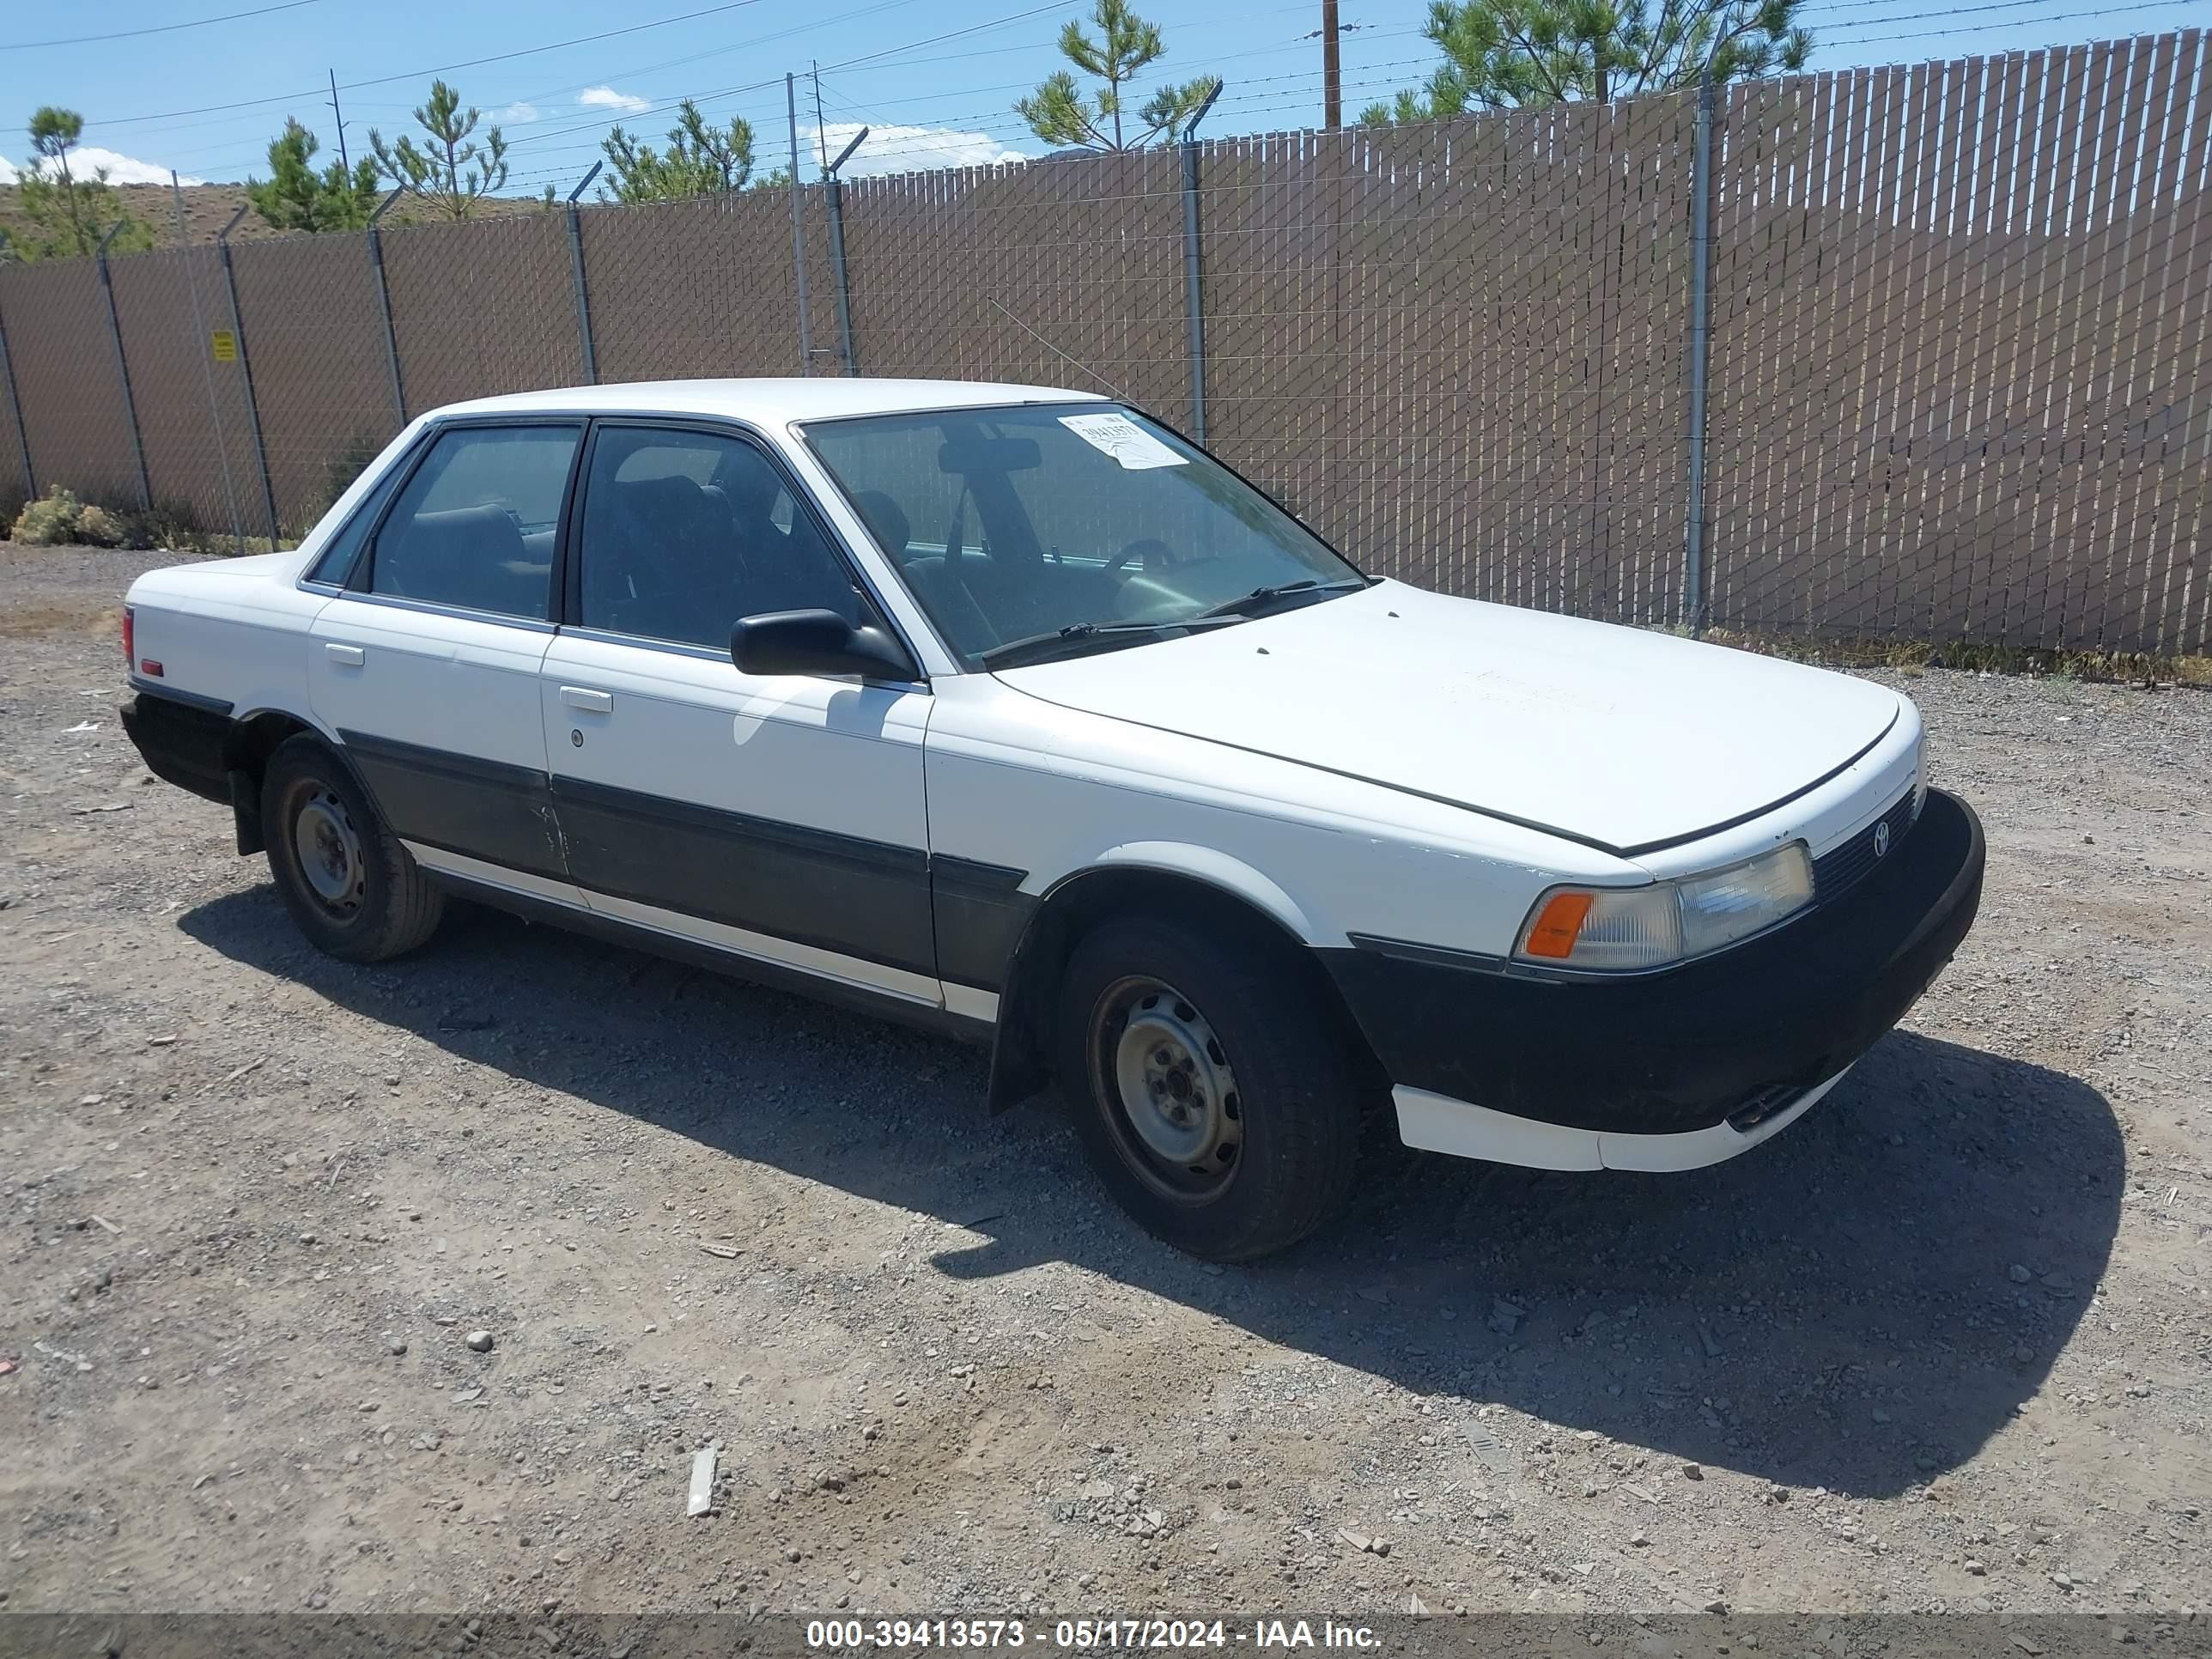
[1522,890,1594,959]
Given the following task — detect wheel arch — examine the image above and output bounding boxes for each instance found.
[984,853,1373,1114]
[222,705,360,856]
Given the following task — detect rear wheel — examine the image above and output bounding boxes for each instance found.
[1055,915,1371,1261]
[262,734,443,962]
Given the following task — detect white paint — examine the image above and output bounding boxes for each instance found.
[1392,1068,1850,1172]
[586,888,940,1006]
[994,580,1906,857]
[941,983,1001,1024]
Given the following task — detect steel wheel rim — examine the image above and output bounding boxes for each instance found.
[1089,975,1243,1202]
[293,787,366,915]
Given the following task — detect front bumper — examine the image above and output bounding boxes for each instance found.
[1322,787,1985,1146]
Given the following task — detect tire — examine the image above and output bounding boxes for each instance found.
[261,733,444,963]
[1054,914,1373,1261]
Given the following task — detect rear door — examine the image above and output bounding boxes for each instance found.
[540,421,939,1009]
[307,419,586,901]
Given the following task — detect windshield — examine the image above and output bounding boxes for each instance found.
[799,404,1364,667]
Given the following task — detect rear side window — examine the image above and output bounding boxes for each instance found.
[368,424,580,620]
[305,447,411,586]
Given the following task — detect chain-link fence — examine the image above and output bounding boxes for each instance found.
[1,30,2204,655]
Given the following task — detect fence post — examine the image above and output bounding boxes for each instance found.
[566,162,602,384]
[0,290,33,501]
[96,223,155,509]
[174,175,245,550]
[823,127,869,378]
[787,73,815,374]
[1680,75,1717,635]
[368,190,408,424]
[1178,82,1224,443]
[216,207,283,544]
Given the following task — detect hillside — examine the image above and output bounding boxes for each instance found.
[0,180,543,257]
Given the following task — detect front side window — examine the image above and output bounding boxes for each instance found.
[576,426,865,651]
[368,424,579,619]
[800,404,1364,667]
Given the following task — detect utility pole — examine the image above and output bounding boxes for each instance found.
[327,69,351,172]
[1321,0,1342,130]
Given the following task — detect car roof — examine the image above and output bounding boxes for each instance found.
[428,377,1109,425]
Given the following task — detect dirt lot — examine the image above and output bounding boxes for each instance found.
[2,544,2207,1620]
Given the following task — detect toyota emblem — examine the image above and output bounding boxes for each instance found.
[1873,820,1892,859]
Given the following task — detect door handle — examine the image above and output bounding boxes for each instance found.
[325,642,365,666]
[560,685,613,714]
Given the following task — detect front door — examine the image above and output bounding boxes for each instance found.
[307,419,585,902]
[540,422,939,1009]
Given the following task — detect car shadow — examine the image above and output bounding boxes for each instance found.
[179,886,2121,1500]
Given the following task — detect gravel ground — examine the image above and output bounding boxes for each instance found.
[2,544,2208,1620]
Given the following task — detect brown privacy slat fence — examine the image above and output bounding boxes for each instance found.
[1,31,2205,655]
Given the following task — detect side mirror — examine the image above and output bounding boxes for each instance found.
[730,608,919,682]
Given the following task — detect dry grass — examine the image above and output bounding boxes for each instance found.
[0,599,121,639]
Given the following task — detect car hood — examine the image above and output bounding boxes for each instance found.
[991,581,1902,855]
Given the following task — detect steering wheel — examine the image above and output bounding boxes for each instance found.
[1105,538,1177,574]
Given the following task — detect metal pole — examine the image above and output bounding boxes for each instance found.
[368,187,407,424]
[217,204,282,545]
[0,293,34,501]
[175,172,245,548]
[787,73,815,374]
[96,222,154,510]
[823,126,868,378]
[1680,74,1717,635]
[1179,82,1224,443]
[566,161,603,385]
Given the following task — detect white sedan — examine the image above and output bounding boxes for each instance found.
[120,378,1984,1260]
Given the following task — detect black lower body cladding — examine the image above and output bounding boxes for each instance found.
[119,687,233,805]
[1322,788,1986,1136]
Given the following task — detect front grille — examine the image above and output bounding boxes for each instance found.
[1811,787,1917,903]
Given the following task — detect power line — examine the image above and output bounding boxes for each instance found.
[1816,0,2174,31]
[497,0,1080,158]
[3,0,319,52]
[88,0,768,127]
[1829,1,2199,40]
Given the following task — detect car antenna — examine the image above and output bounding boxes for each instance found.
[984,298,1124,400]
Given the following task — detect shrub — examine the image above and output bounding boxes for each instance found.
[75,503,123,547]
[311,433,386,524]
[11,485,86,545]
[106,501,201,552]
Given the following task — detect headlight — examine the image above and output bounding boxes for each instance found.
[1514,842,1814,972]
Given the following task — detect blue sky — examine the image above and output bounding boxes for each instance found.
[2,0,2203,191]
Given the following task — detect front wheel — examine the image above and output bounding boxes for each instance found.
[262,733,444,963]
[1054,915,1373,1261]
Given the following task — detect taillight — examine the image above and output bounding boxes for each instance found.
[122,605,135,670]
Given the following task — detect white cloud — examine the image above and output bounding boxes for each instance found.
[805,121,1028,179]
[493,101,541,125]
[0,149,204,187]
[578,86,653,115]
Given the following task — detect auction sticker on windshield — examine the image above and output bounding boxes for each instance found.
[1059,412,1188,469]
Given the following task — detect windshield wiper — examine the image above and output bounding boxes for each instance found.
[978,619,1228,671]
[1194,577,1366,621]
